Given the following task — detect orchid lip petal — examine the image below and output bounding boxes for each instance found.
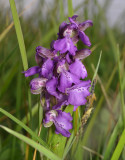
[69,59,87,79]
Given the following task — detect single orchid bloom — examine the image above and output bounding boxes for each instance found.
[43,110,73,137]
[69,15,93,46]
[30,77,47,94]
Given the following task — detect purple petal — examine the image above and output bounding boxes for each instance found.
[78,31,91,47]
[57,59,67,73]
[79,20,93,31]
[43,110,57,127]
[46,77,60,99]
[58,71,80,93]
[58,22,68,38]
[69,59,87,79]
[71,15,78,21]
[30,77,47,94]
[68,17,78,29]
[54,38,77,55]
[66,81,91,106]
[74,49,91,60]
[35,52,44,67]
[36,46,55,58]
[22,66,40,77]
[52,95,68,109]
[53,110,72,137]
[41,59,54,79]
[66,53,73,64]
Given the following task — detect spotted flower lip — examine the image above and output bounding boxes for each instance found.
[43,110,73,137]
[30,77,47,94]
[66,80,91,106]
[58,70,80,93]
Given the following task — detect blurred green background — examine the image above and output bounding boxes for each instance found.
[0,0,125,159]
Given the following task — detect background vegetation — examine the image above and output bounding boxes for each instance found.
[0,0,125,159]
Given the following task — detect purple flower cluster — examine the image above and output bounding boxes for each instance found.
[23,15,93,137]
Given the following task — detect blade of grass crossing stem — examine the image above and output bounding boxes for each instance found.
[9,0,28,70]
[0,125,61,160]
[117,45,125,127]
[91,51,102,88]
[111,128,125,160]
[68,0,74,17]
[104,117,123,160]
[0,108,49,148]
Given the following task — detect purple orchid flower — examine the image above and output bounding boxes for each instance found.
[69,15,93,46]
[43,110,73,137]
[54,24,77,55]
[23,15,93,137]
[30,77,47,94]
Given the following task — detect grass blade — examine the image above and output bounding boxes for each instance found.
[0,108,48,148]
[0,125,61,160]
[9,0,28,70]
[104,117,123,160]
[91,51,102,86]
[111,128,125,160]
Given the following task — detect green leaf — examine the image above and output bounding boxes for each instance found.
[0,108,48,148]
[0,125,61,160]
